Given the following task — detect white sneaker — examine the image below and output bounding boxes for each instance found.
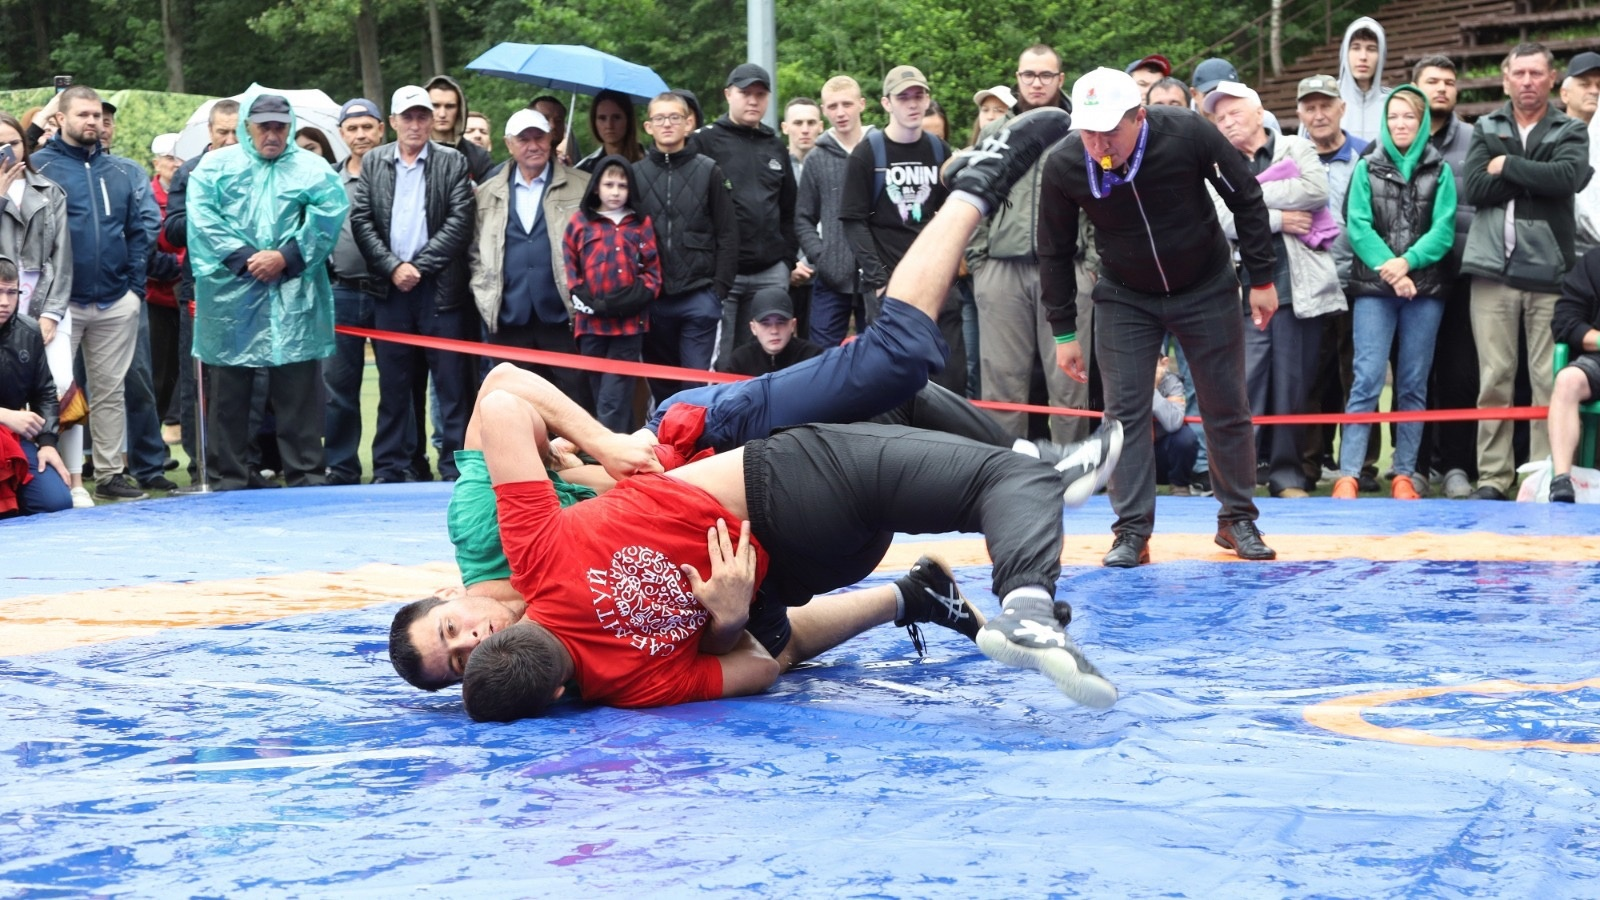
[70,486,95,508]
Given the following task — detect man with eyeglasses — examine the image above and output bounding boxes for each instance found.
[633,91,740,404]
[968,44,1095,444]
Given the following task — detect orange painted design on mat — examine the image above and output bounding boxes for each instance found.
[0,562,457,656]
[4,531,1595,657]
[1304,678,1600,753]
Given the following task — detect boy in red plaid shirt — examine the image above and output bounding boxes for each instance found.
[563,154,662,430]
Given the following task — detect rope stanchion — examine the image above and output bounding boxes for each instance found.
[335,324,1552,427]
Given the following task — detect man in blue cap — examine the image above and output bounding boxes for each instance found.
[188,92,349,491]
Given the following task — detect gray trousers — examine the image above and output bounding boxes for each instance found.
[1095,266,1259,537]
[974,257,1094,444]
[716,261,790,368]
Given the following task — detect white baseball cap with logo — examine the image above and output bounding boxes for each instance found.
[390,85,433,116]
[1069,67,1143,133]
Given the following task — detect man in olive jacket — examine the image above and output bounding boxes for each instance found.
[1459,43,1595,500]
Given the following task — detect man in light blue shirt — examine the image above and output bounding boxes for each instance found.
[350,85,477,483]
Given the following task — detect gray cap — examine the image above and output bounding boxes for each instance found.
[247,94,293,125]
[1296,74,1340,101]
[1568,51,1600,79]
[727,63,772,90]
[1193,58,1239,94]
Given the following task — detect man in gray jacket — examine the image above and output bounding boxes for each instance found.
[1460,42,1595,500]
[967,43,1093,444]
[795,75,869,347]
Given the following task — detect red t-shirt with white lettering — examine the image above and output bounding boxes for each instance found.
[495,474,768,709]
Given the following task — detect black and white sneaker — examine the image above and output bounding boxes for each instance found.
[894,555,985,657]
[975,593,1118,709]
[1031,418,1123,507]
[943,106,1073,213]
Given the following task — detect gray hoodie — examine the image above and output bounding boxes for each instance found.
[794,128,868,293]
[1338,17,1389,144]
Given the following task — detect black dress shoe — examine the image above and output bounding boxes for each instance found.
[1468,484,1508,501]
[1102,532,1150,568]
[1215,520,1276,560]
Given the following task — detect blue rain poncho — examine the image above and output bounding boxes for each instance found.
[189,91,349,366]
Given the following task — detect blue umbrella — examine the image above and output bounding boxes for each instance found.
[465,43,670,104]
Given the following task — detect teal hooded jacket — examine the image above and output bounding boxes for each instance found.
[189,90,349,366]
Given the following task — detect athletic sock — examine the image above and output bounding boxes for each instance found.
[999,586,1054,611]
[950,189,991,217]
[892,583,907,623]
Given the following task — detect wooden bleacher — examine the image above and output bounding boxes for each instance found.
[1217,0,1594,131]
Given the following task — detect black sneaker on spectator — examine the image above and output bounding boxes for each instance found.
[95,473,147,501]
[140,475,179,492]
[1191,470,1214,497]
[1358,471,1380,493]
[893,555,985,657]
[1550,474,1576,504]
[976,593,1118,708]
[1469,485,1508,501]
[943,106,1073,213]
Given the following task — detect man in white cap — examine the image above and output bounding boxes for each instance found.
[1039,67,1280,568]
[350,85,477,484]
[467,107,591,407]
[1206,80,1340,501]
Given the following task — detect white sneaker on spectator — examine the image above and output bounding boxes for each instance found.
[1443,468,1472,499]
[70,486,95,508]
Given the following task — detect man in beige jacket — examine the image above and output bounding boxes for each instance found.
[469,108,592,407]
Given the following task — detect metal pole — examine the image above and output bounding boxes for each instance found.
[186,353,212,493]
[748,0,778,129]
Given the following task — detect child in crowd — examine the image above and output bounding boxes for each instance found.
[562,155,662,432]
[1152,354,1198,495]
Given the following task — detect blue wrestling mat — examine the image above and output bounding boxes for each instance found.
[4,487,1600,896]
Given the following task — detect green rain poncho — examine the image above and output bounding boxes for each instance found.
[189,90,349,367]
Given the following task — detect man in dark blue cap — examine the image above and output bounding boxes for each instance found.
[322,98,387,485]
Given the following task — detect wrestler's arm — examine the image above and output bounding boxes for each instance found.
[716,633,781,698]
[477,363,660,480]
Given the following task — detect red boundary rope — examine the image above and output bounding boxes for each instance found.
[335,325,1551,426]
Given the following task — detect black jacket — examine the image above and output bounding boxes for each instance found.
[1553,248,1600,350]
[351,141,476,310]
[1039,105,1275,335]
[691,116,797,274]
[1349,141,1450,300]
[718,335,822,376]
[0,313,58,448]
[632,146,739,299]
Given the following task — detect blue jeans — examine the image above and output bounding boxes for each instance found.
[323,285,376,483]
[651,294,948,453]
[1338,294,1446,478]
[642,287,721,403]
[577,332,644,433]
[7,441,71,516]
[809,280,862,349]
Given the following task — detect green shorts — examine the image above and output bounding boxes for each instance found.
[448,450,598,586]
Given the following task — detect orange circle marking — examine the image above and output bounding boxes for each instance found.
[1304,677,1600,753]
